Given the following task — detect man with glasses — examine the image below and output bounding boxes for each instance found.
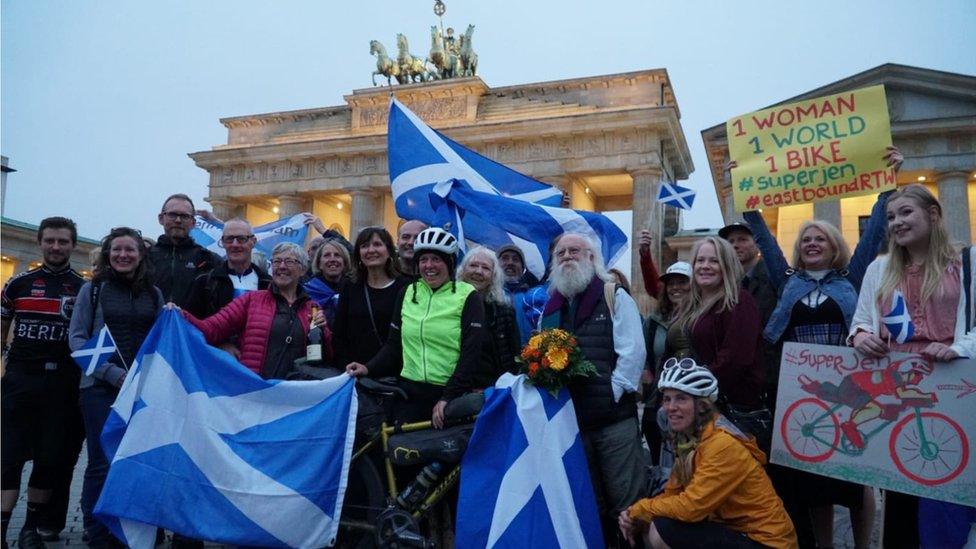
[148,194,219,308]
[539,232,647,543]
[186,219,271,321]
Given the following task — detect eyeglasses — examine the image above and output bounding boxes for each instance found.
[554,246,585,258]
[161,212,194,222]
[220,235,254,244]
[270,258,301,267]
[662,357,698,371]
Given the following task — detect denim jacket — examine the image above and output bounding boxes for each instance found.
[744,190,891,344]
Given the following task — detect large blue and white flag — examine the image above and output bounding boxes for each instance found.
[883,289,915,344]
[456,373,603,548]
[656,181,696,210]
[191,214,310,259]
[388,98,627,279]
[95,310,357,548]
[71,325,121,376]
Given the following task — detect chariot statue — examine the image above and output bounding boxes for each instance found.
[368,0,478,85]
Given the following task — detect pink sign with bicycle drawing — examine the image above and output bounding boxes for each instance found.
[771,342,975,507]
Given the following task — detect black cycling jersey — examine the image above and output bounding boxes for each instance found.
[1,265,86,363]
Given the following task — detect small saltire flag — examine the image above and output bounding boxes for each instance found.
[388,97,627,279]
[71,325,121,376]
[191,213,310,259]
[95,310,357,548]
[883,289,915,344]
[456,373,604,548]
[656,181,696,210]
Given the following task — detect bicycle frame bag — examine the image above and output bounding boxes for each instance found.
[388,424,474,466]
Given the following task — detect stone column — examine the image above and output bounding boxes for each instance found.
[938,171,972,245]
[349,189,382,238]
[277,193,307,219]
[814,200,841,229]
[630,168,662,302]
[205,197,238,221]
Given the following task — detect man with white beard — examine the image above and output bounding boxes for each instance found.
[538,233,647,541]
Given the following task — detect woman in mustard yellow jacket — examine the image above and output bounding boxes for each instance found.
[619,359,797,549]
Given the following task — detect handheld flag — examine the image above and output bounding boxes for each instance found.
[388,98,627,279]
[657,181,696,210]
[303,277,340,310]
[71,325,121,376]
[95,310,357,548]
[456,373,604,548]
[191,214,310,259]
[883,290,915,344]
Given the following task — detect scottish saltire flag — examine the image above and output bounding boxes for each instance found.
[657,181,696,210]
[191,214,310,259]
[95,310,357,548]
[71,325,121,376]
[883,289,915,344]
[388,98,627,279]
[456,373,603,548]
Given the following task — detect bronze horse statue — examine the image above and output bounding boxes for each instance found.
[395,33,428,84]
[460,24,478,77]
[370,40,399,86]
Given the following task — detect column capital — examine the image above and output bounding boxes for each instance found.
[936,170,973,181]
[628,166,662,179]
[204,197,239,221]
[539,174,570,186]
[348,187,380,197]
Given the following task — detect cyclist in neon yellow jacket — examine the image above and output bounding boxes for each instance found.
[346,228,485,428]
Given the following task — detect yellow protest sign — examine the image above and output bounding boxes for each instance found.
[727,85,895,212]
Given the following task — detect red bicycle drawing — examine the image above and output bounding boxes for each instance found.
[781,397,969,486]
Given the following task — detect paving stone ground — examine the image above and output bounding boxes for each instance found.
[8,443,881,548]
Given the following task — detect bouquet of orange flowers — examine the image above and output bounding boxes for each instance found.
[517,328,597,396]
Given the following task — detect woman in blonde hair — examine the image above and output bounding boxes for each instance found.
[850,183,976,548]
[745,208,891,549]
[671,236,765,413]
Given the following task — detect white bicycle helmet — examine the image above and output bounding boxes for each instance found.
[413,227,459,256]
[658,358,719,402]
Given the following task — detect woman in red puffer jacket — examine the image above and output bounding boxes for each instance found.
[176,242,331,379]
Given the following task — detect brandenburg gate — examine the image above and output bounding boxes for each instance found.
[188,70,693,301]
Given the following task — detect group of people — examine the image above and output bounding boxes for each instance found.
[624,148,974,548]
[2,144,974,549]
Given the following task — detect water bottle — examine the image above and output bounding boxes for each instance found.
[306,305,323,362]
[396,462,442,511]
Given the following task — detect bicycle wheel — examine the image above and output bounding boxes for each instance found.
[890,412,969,486]
[780,398,839,462]
[336,456,387,549]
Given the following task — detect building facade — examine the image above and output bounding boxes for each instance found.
[1,157,98,287]
[189,71,694,302]
[702,64,976,259]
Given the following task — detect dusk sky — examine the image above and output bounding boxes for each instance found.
[3,0,974,241]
